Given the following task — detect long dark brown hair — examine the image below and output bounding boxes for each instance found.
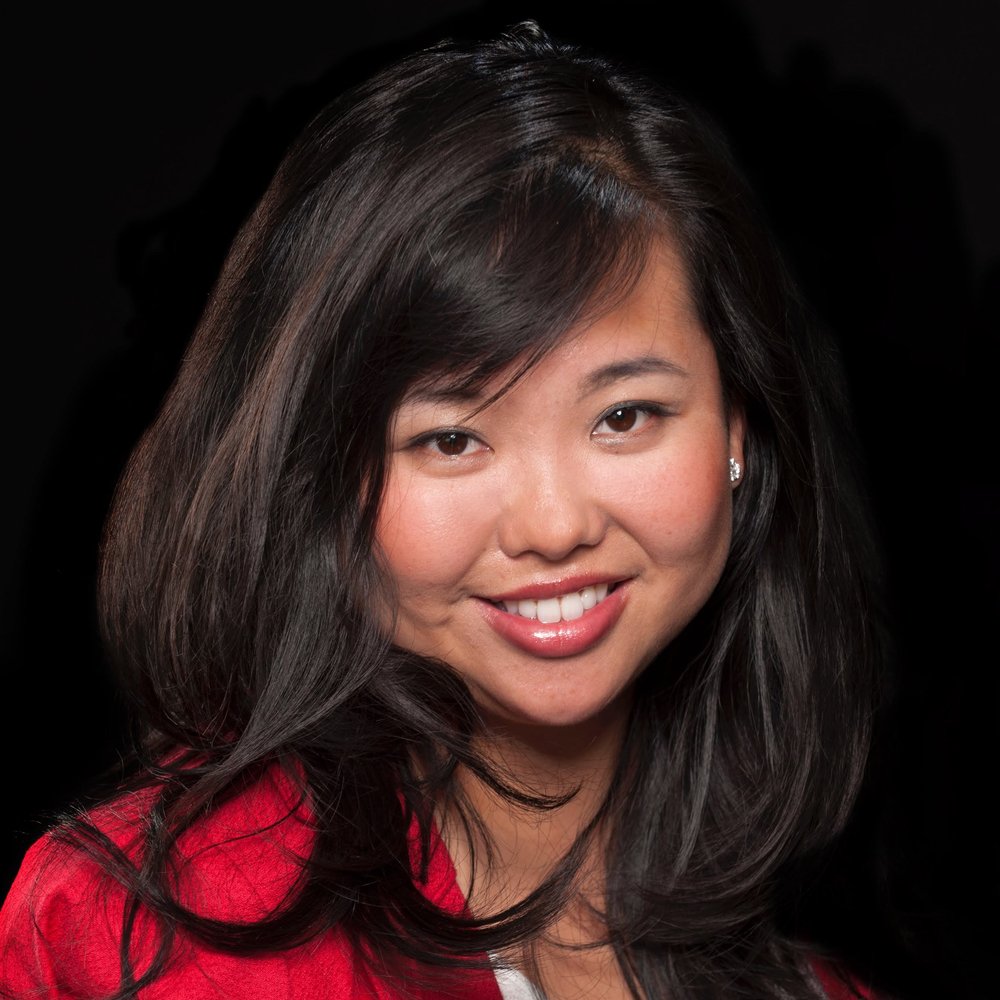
[65,21,882,999]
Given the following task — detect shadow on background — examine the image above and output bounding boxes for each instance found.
[6,3,996,998]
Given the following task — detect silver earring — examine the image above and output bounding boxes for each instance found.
[729,457,742,483]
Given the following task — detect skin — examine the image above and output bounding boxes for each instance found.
[376,239,744,998]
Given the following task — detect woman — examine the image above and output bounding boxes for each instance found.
[1,22,883,1000]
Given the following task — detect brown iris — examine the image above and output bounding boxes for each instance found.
[435,432,471,456]
[602,407,639,432]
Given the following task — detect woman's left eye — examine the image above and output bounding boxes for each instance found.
[592,404,663,437]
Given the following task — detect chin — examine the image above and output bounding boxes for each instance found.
[480,687,631,734]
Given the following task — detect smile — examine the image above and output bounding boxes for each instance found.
[477,579,629,659]
[492,583,614,623]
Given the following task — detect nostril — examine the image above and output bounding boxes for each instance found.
[496,492,607,561]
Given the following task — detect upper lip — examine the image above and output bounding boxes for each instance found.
[484,574,627,602]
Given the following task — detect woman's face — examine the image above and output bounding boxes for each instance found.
[376,241,744,732]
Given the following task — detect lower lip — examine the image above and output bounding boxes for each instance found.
[476,583,629,659]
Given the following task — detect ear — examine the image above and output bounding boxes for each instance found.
[728,404,746,489]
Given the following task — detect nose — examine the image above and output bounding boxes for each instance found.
[496,458,607,561]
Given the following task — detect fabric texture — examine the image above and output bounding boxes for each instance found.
[489,955,546,1000]
[1,768,500,999]
[1,766,871,999]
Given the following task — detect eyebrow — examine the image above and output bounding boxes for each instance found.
[578,356,689,396]
[402,355,689,408]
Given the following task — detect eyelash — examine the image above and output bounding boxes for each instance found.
[410,402,668,459]
[592,402,668,438]
[412,429,485,458]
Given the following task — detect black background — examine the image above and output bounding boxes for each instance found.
[5,2,997,998]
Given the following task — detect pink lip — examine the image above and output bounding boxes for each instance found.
[486,574,624,602]
[476,581,630,659]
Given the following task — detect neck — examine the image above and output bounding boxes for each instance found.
[441,691,633,912]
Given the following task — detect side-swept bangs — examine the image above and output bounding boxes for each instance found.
[366,151,657,412]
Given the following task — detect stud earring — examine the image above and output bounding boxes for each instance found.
[729,457,742,483]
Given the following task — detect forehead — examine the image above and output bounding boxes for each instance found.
[399,239,714,411]
[518,243,711,391]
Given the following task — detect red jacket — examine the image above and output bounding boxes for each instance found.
[1,767,870,999]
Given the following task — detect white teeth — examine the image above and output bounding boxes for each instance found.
[560,593,584,621]
[536,598,561,624]
[496,584,614,623]
[518,599,538,619]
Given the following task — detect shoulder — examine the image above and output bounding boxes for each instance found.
[0,836,375,998]
[0,770,348,998]
[1,827,134,997]
[1,767,500,1000]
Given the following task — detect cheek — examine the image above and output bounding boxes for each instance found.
[376,470,490,596]
[377,474,435,586]
[614,447,733,566]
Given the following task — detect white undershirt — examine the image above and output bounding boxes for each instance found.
[490,953,548,1000]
